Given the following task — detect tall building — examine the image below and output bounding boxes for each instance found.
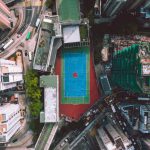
[119,103,150,133]
[3,0,15,5]
[96,123,133,150]
[140,0,150,19]
[103,0,127,17]
[112,43,150,95]
[0,104,21,143]
[0,59,23,91]
[126,0,144,11]
[0,0,12,30]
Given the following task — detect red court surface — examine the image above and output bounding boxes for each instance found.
[55,48,100,120]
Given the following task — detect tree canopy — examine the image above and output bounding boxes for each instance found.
[25,69,42,118]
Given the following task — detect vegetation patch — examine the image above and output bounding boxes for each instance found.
[80,25,88,40]
[25,69,42,118]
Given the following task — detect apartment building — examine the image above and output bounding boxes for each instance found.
[0,59,23,91]
[0,0,12,29]
[0,104,21,143]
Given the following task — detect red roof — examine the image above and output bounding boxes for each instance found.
[55,48,100,120]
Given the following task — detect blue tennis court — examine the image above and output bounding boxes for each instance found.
[61,47,90,104]
[64,52,86,97]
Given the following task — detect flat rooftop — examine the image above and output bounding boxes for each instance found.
[33,15,62,71]
[34,30,52,67]
[63,25,81,43]
[40,75,59,123]
[57,0,80,22]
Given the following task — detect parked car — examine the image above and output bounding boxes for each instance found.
[25,50,28,56]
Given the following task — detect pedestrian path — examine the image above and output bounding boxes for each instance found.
[35,123,58,150]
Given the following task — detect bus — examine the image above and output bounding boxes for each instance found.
[35,18,40,28]
[2,39,14,50]
[26,32,31,40]
[28,52,32,61]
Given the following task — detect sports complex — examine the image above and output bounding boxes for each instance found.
[55,0,100,120]
[35,0,101,121]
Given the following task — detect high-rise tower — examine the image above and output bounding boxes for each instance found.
[0,0,11,30]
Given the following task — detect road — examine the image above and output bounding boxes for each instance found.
[0,0,42,59]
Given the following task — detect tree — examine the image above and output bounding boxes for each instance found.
[45,0,54,8]
[29,101,42,118]
[25,69,42,118]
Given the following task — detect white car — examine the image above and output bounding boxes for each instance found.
[85,122,89,127]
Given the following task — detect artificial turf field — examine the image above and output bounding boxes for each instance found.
[58,0,80,22]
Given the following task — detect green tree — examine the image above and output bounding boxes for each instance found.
[25,69,42,118]
[45,0,54,8]
[29,101,42,118]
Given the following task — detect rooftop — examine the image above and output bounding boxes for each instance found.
[33,15,62,71]
[63,25,81,43]
[40,75,59,123]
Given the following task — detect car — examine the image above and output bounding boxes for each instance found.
[25,50,28,56]
[17,34,21,38]
[64,138,68,142]
[60,142,65,147]
[123,122,127,126]
[12,139,18,143]
[86,111,91,116]
[85,122,89,126]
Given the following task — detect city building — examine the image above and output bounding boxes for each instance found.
[103,0,127,18]
[0,103,21,143]
[112,43,150,95]
[126,0,144,11]
[33,15,62,72]
[3,0,15,5]
[68,113,134,150]
[0,59,23,91]
[40,75,59,123]
[140,0,150,19]
[0,0,12,30]
[96,123,133,150]
[141,138,150,150]
[119,103,150,133]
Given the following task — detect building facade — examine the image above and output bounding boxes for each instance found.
[0,0,12,30]
[103,0,127,17]
[96,123,133,150]
[0,104,21,143]
[119,103,150,133]
[0,59,23,91]
[112,43,150,95]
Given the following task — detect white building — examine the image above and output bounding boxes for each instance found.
[0,104,21,143]
[0,59,23,91]
[40,75,59,123]
[97,123,134,150]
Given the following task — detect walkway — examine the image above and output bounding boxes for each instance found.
[35,123,58,150]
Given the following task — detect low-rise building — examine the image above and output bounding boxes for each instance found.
[0,58,23,91]
[40,75,59,123]
[0,104,21,143]
[33,15,62,72]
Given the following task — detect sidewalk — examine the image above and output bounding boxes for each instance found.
[7,131,34,149]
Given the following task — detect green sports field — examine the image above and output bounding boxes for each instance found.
[58,0,80,22]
